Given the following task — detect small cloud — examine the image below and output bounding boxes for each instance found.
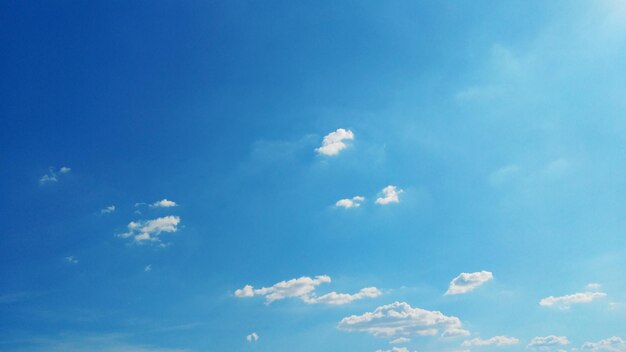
[246,332,259,343]
[445,271,493,295]
[101,205,116,214]
[376,348,409,352]
[582,336,626,351]
[336,196,365,208]
[489,164,520,186]
[144,265,152,272]
[586,283,601,290]
[117,216,182,245]
[375,185,402,205]
[390,338,410,344]
[539,292,607,309]
[528,336,569,351]
[315,128,354,156]
[65,256,78,264]
[150,199,178,208]
[39,166,71,185]
[235,275,380,305]
[338,301,468,339]
[462,336,520,347]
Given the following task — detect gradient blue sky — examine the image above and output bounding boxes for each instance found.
[2,1,626,351]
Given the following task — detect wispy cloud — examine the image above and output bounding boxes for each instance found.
[315,128,354,156]
[462,336,519,347]
[39,166,71,185]
[375,185,402,205]
[445,271,493,295]
[528,336,569,351]
[65,256,79,264]
[539,291,606,309]
[100,205,116,214]
[246,332,259,343]
[235,275,380,305]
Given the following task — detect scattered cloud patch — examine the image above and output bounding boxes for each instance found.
[586,283,602,290]
[445,271,493,295]
[540,292,607,309]
[246,332,259,343]
[117,216,181,245]
[336,196,365,208]
[145,265,152,272]
[39,166,71,185]
[376,348,410,352]
[528,336,570,351]
[462,336,519,347]
[101,205,116,214]
[150,199,178,208]
[390,338,411,344]
[338,301,469,339]
[65,256,78,264]
[235,276,380,305]
[375,185,402,205]
[582,337,626,351]
[315,128,354,156]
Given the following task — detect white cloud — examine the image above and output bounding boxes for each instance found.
[117,216,181,245]
[101,205,116,214]
[390,338,411,344]
[315,128,354,156]
[528,336,570,351]
[235,276,380,305]
[306,287,381,305]
[586,283,602,290]
[338,301,469,339]
[489,164,521,186]
[144,265,152,272]
[445,271,494,295]
[539,292,607,309]
[375,185,402,205]
[336,196,365,208]
[65,256,78,264]
[582,337,626,351]
[150,199,178,208]
[462,336,519,347]
[376,348,410,352]
[246,332,259,343]
[39,166,71,185]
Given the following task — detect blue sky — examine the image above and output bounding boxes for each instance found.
[2,1,626,351]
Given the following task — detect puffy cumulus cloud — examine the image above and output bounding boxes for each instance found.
[376,348,410,352]
[117,216,181,245]
[336,196,365,208]
[375,185,402,205]
[445,271,494,295]
[235,276,380,305]
[539,292,607,309]
[246,332,259,343]
[338,301,468,339]
[101,205,116,214]
[39,166,71,185]
[150,199,178,208]
[462,336,519,347]
[315,128,354,156]
[582,337,626,351]
[528,336,570,351]
[390,338,411,344]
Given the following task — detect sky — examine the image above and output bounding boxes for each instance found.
[1,1,626,351]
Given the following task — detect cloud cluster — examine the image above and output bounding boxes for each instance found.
[337,301,469,339]
[39,166,71,185]
[539,292,607,309]
[462,336,519,347]
[582,337,626,351]
[375,186,402,205]
[315,128,355,156]
[117,216,181,245]
[336,196,365,208]
[445,271,493,295]
[528,336,569,351]
[235,276,381,305]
